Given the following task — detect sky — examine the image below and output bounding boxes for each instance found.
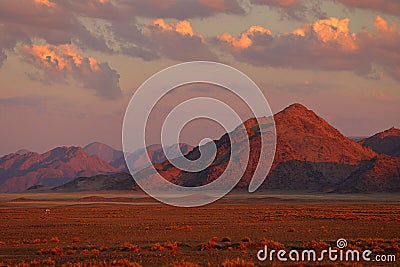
[0,0,399,155]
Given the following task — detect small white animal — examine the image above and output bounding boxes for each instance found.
[45,209,51,214]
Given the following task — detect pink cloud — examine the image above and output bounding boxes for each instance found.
[335,0,400,16]
[219,26,272,49]
[217,16,400,81]
[251,0,325,20]
[116,0,245,19]
[137,19,215,61]
[21,44,121,99]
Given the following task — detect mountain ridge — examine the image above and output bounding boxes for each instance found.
[0,142,194,192]
[132,103,399,193]
[360,127,400,157]
[3,103,399,193]
[0,146,118,192]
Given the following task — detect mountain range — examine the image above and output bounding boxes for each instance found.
[359,127,400,158]
[2,103,399,193]
[0,146,117,192]
[133,103,399,193]
[0,141,192,192]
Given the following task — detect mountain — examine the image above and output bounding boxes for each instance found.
[52,172,135,192]
[1,141,193,192]
[260,104,399,192]
[82,142,193,172]
[349,136,366,142]
[15,149,32,155]
[359,127,400,157]
[7,104,398,193]
[0,146,118,192]
[84,142,123,163]
[111,143,194,172]
[134,103,400,193]
[47,143,194,192]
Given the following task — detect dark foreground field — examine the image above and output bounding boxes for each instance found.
[0,193,399,266]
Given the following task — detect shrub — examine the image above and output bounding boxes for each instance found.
[50,237,60,243]
[259,239,285,250]
[301,240,329,250]
[164,241,179,254]
[201,237,220,251]
[65,249,76,255]
[81,249,90,255]
[221,237,232,242]
[168,260,199,267]
[180,225,192,231]
[237,243,247,251]
[222,258,254,267]
[151,243,165,252]
[47,247,63,256]
[121,243,141,253]
[241,237,251,243]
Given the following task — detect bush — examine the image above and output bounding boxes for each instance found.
[222,258,254,267]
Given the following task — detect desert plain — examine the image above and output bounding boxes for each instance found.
[0,192,398,267]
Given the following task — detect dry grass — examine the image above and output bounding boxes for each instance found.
[1,257,56,267]
[164,241,180,254]
[258,239,285,250]
[151,242,165,252]
[37,247,63,256]
[150,241,179,254]
[168,260,199,267]
[49,237,60,243]
[221,258,254,267]
[201,237,220,251]
[65,249,77,255]
[301,240,329,250]
[61,259,142,267]
[221,237,232,242]
[120,242,141,253]
[0,200,398,266]
[166,225,193,231]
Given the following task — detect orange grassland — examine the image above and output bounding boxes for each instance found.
[0,193,399,266]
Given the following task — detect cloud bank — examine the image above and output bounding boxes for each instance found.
[21,44,121,99]
[0,0,400,91]
[217,16,400,81]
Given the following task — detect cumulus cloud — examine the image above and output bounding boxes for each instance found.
[21,44,121,99]
[310,17,357,50]
[334,0,400,16]
[219,26,272,49]
[0,0,237,66]
[252,0,400,20]
[110,18,216,61]
[217,16,400,81]
[251,0,325,20]
[1,0,400,83]
[133,19,215,61]
[0,0,114,55]
[358,16,400,80]
[116,0,245,20]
